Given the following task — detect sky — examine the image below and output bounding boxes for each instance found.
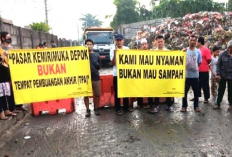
[0,0,228,41]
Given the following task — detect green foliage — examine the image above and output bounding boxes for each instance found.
[79,13,103,30]
[30,22,50,33]
[228,0,232,11]
[110,0,141,29]
[152,0,226,19]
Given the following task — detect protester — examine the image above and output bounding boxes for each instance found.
[43,42,48,48]
[181,35,202,112]
[50,40,57,48]
[150,35,174,113]
[213,40,232,111]
[210,46,220,100]
[1,31,27,112]
[0,32,17,118]
[136,38,154,109]
[110,34,133,115]
[36,43,43,49]
[193,37,211,103]
[84,39,101,117]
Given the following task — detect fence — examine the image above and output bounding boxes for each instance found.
[0,18,78,49]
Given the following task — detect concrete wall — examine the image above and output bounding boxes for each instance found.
[117,18,170,40]
[0,18,77,48]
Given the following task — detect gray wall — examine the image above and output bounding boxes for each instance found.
[117,18,170,40]
[0,18,77,49]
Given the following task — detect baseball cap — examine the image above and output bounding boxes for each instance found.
[115,34,124,40]
[140,38,147,44]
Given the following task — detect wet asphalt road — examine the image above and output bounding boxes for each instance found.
[0,67,232,157]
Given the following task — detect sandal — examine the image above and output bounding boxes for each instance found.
[144,105,150,109]
[194,107,201,112]
[228,106,232,111]
[213,105,220,110]
[180,107,187,112]
[203,100,209,104]
[0,113,9,120]
[5,111,17,117]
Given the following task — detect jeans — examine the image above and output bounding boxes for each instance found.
[216,78,232,106]
[182,78,199,108]
[199,72,210,100]
[113,76,129,112]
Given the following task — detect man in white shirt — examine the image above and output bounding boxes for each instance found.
[110,34,133,115]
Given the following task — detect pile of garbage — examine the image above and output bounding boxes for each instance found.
[129,12,232,50]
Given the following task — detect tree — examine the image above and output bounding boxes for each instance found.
[151,0,226,19]
[228,0,232,11]
[110,0,140,29]
[79,13,103,30]
[30,22,50,33]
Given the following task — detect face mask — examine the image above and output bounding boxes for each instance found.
[5,38,12,44]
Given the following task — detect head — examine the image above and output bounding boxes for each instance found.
[50,40,54,44]
[140,38,148,50]
[0,31,12,45]
[156,35,165,50]
[114,34,124,48]
[227,40,232,54]
[39,43,43,48]
[85,39,94,52]
[189,35,197,48]
[43,42,47,47]
[212,46,220,56]
[197,36,205,47]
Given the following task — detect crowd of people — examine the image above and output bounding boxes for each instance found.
[36,41,57,49]
[1,30,231,119]
[84,32,232,117]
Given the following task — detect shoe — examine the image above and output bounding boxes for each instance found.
[203,100,209,104]
[153,106,159,113]
[85,109,91,117]
[165,106,174,112]
[116,111,122,115]
[94,109,100,115]
[180,107,187,112]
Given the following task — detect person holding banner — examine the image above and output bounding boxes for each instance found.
[110,34,133,115]
[84,39,101,117]
[181,35,202,112]
[0,33,17,119]
[1,31,27,112]
[136,38,154,109]
[150,35,174,112]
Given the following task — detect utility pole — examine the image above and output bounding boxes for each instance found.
[44,0,48,25]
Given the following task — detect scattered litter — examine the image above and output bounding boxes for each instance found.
[24,136,31,140]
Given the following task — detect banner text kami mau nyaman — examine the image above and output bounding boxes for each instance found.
[117,49,186,98]
[8,46,92,104]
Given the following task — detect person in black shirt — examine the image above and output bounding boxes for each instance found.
[84,39,102,117]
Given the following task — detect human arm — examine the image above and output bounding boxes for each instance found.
[110,47,116,66]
